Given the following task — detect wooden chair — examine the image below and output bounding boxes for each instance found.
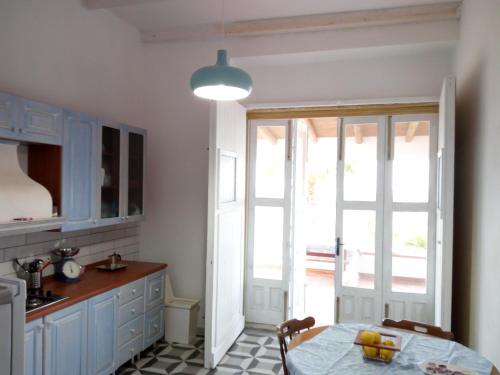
[382,319,454,340]
[276,316,315,375]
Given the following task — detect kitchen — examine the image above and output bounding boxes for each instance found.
[1,0,500,375]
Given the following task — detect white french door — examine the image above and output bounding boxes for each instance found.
[246,108,446,327]
[334,116,386,324]
[245,120,292,325]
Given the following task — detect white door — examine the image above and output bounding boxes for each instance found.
[205,101,247,368]
[434,76,456,330]
[382,114,438,324]
[334,116,386,324]
[246,120,292,325]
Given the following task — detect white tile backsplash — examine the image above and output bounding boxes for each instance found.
[0,223,140,277]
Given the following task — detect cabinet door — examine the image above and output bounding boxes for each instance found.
[45,301,87,375]
[19,98,63,145]
[25,319,43,375]
[62,110,97,231]
[97,120,123,225]
[88,290,118,375]
[0,93,19,139]
[125,127,146,221]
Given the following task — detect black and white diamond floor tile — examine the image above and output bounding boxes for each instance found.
[116,330,283,375]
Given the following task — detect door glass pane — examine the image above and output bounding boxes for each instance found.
[255,125,286,198]
[128,132,144,216]
[253,206,283,280]
[342,210,376,289]
[393,121,430,202]
[343,122,378,201]
[392,212,428,294]
[101,126,120,219]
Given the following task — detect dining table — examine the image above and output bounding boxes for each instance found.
[286,323,499,375]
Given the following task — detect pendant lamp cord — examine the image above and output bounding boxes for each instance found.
[221,0,225,48]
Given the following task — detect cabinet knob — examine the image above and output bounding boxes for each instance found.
[36,324,44,332]
[130,348,135,353]
[131,308,136,314]
[130,328,136,334]
[132,289,136,294]
[153,324,159,329]
[154,288,160,293]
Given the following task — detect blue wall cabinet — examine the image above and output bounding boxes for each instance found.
[44,301,88,375]
[62,110,97,231]
[0,93,18,139]
[88,290,118,375]
[124,126,147,222]
[24,319,43,375]
[96,122,147,226]
[18,98,63,145]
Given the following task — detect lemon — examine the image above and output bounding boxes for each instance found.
[373,332,382,345]
[382,339,395,347]
[379,348,394,361]
[362,345,379,358]
[359,331,375,345]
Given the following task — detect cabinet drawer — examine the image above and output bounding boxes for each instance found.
[118,334,143,368]
[119,296,145,326]
[145,271,164,310]
[144,304,164,349]
[118,315,144,348]
[119,278,145,306]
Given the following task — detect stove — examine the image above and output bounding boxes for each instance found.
[26,290,68,313]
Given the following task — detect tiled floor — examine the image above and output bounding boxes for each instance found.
[116,329,284,375]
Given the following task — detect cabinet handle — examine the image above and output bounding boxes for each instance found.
[154,288,160,293]
[130,328,136,334]
[132,289,136,294]
[19,128,24,133]
[131,308,136,314]
[153,324,159,329]
[36,324,44,332]
[130,348,135,353]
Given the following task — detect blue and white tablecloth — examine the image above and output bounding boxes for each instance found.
[286,324,493,375]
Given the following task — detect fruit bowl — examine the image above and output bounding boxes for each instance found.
[353,330,402,363]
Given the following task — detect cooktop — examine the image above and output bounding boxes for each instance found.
[26,290,69,313]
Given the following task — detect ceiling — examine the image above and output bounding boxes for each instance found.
[108,0,459,33]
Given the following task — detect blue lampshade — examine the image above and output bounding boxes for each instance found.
[190,49,253,101]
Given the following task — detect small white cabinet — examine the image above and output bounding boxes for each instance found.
[24,319,43,375]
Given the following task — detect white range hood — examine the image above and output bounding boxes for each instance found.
[0,142,53,222]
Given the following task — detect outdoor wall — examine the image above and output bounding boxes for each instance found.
[0,0,146,127]
[140,21,456,327]
[453,0,500,367]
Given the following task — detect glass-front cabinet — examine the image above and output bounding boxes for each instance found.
[97,122,146,225]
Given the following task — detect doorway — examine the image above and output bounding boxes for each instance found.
[245,112,438,327]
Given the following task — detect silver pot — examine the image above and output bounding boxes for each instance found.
[108,252,122,266]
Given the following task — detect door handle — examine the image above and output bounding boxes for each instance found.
[335,237,344,257]
[335,297,340,324]
[384,303,389,319]
[283,291,288,321]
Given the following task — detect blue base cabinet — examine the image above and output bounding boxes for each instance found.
[88,290,118,375]
[24,319,43,375]
[44,301,88,375]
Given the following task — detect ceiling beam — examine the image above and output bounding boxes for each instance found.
[405,121,419,142]
[258,127,277,145]
[306,119,318,144]
[84,0,164,10]
[142,2,461,43]
[353,125,364,144]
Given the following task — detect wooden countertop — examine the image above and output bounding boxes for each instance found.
[26,260,167,322]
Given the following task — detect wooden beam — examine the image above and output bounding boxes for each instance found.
[353,125,364,144]
[85,0,164,9]
[258,127,277,145]
[306,119,318,144]
[247,103,439,120]
[142,2,461,42]
[405,121,419,142]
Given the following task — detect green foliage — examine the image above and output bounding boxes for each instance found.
[405,236,427,249]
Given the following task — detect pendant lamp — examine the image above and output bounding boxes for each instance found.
[190,0,253,101]
[190,49,252,101]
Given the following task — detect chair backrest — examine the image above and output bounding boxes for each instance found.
[382,319,454,340]
[276,317,315,375]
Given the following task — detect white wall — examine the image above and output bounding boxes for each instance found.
[453,0,500,367]
[139,21,455,327]
[0,0,146,126]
